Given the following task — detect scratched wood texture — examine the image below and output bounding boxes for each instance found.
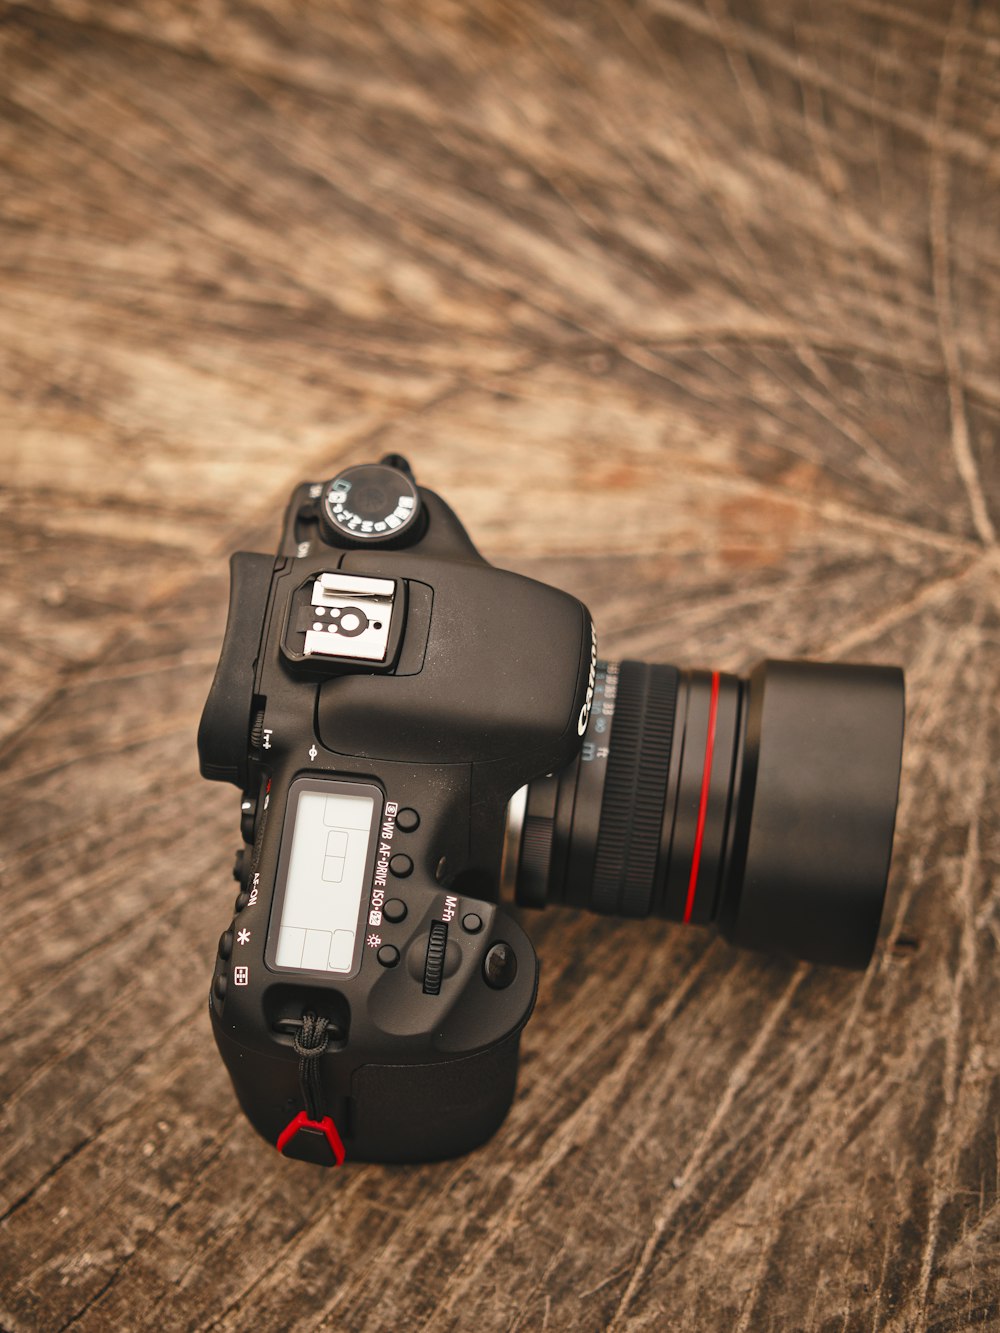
[1,1,999,1330]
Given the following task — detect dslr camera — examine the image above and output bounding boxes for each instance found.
[198,456,904,1167]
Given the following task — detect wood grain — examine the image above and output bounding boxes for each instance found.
[0,1,998,1329]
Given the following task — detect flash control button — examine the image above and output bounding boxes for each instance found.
[383,898,407,923]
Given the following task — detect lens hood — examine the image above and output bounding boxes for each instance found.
[720,660,905,969]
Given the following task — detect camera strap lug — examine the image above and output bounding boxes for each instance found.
[276,1013,346,1166]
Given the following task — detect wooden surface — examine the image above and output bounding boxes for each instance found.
[1,2,998,1329]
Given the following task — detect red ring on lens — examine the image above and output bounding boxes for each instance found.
[682,671,720,923]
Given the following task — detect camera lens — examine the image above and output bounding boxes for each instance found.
[508,659,904,969]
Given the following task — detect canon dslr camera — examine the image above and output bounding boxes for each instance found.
[198,456,904,1167]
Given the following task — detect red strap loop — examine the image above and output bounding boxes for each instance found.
[276,1111,346,1165]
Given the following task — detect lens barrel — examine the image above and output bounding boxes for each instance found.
[511,659,904,969]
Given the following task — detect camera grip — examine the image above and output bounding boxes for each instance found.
[349,1033,524,1163]
[214,1018,525,1165]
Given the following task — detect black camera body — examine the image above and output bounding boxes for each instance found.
[199,457,904,1168]
[199,460,595,1165]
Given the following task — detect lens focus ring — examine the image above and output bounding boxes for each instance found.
[590,662,679,917]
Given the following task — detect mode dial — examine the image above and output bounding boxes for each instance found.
[318,459,423,547]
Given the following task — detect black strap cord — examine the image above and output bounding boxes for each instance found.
[293,1012,330,1122]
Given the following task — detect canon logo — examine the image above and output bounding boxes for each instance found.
[577,625,598,735]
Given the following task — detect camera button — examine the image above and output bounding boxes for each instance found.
[396,807,420,833]
[213,973,227,1002]
[320,462,422,549]
[376,944,400,968]
[461,913,483,934]
[383,898,407,923]
[483,942,517,990]
[234,890,250,913]
[218,930,234,961]
[389,854,413,878]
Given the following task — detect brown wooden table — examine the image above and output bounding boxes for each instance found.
[2,2,998,1328]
